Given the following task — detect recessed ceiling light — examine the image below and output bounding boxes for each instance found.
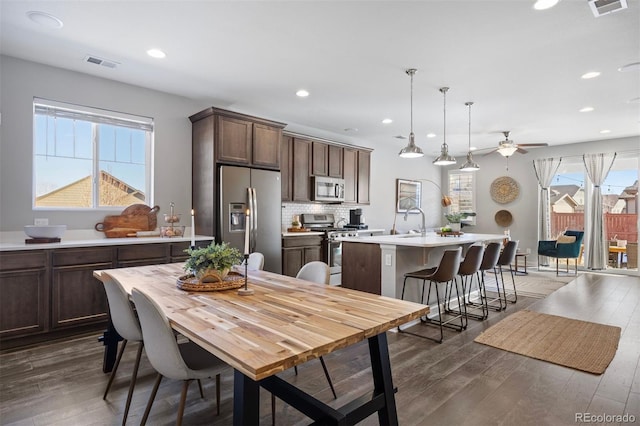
[581,71,601,79]
[382,118,393,124]
[618,62,640,72]
[533,0,560,10]
[26,11,63,29]
[599,129,611,134]
[579,107,594,112]
[146,49,166,59]
[296,89,309,97]
[426,133,436,138]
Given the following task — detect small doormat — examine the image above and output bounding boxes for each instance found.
[474,310,621,374]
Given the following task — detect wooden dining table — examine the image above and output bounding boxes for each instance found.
[94,262,429,425]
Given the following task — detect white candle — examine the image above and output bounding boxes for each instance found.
[244,209,250,255]
[191,209,196,247]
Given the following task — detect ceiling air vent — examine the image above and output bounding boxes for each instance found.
[84,55,119,69]
[588,0,627,17]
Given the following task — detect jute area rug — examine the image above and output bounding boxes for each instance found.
[474,310,621,374]
[483,269,576,298]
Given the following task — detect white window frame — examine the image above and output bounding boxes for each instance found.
[32,98,154,210]
[447,170,477,225]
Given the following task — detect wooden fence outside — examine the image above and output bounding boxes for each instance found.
[551,213,638,242]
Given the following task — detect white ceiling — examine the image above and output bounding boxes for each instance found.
[1,0,639,156]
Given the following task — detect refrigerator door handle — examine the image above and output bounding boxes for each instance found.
[246,187,253,252]
[251,187,258,252]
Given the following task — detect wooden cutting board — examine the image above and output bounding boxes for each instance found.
[95,215,151,233]
[120,204,160,230]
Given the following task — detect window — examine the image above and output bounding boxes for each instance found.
[33,98,153,209]
[448,170,476,225]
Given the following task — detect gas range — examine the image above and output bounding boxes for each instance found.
[299,214,358,240]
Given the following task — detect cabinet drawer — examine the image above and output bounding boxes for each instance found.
[0,251,47,271]
[53,247,113,267]
[117,244,167,261]
[171,241,191,257]
[282,236,322,248]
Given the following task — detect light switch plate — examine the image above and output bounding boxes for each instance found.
[34,218,49,226]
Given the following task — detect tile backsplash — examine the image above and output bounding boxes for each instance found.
[282,203,358,230]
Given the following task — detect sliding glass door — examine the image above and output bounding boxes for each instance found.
[549,154,638,272]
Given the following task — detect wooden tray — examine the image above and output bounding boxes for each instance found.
[287,227,310,232]
[176,271,245,292]
[436,231,464,237]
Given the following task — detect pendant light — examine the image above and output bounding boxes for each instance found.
[398,69,424,158]
[460,101,480,171]
[433,87,456,166]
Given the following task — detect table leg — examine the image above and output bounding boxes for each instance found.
[233,369,260,426]
[98,318,122,373]
[368,332,399,426]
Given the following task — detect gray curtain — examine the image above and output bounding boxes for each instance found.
[533,158,562,265]
[583,153,616,270]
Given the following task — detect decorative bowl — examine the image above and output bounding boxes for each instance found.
[160,225,185,237]
[24,225,67,239]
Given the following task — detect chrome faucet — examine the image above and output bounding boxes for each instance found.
[404,207,426,236]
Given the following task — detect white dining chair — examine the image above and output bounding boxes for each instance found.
[131,287,229,426]
[101,276,144,425]
[247,252,265,270]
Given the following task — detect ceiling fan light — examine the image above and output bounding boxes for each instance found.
[497,145,518,157]
[399,133,424,158]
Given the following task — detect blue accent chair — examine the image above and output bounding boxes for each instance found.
[537,230,584,275]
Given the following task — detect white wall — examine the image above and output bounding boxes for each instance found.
[0,55,208,231]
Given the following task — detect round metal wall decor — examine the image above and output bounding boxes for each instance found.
[494,209,513,227]
[490,176,520,204]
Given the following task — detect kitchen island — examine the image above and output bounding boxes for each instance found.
[340,232,504,302]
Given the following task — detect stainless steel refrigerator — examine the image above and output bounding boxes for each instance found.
[219,165,282,273]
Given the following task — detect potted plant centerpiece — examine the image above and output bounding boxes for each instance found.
[444,212,476,232]
[184,242,243,283]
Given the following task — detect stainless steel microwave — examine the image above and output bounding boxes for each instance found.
[311,176,345,202]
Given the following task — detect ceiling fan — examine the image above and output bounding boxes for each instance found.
[483,131,548,157]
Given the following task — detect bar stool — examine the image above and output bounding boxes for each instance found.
[476,242,503,312]
[497,240,519,304]
[400,247,463,343]
[447,244,485,320]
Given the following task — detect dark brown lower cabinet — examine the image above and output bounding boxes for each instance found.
[0,239,212,349]
[0,251,49,339]
[282,236,323,277]
[341,242,381,294]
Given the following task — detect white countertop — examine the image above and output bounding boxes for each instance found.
[0,229,214,252]
[337,232,505,247]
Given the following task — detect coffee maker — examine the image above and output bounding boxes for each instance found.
[346,208,368,229]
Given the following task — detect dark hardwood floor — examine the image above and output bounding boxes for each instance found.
[1,273,638,425]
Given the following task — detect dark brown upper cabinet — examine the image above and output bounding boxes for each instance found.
[328,145,343,178]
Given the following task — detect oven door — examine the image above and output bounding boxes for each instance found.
[326,239,342,275]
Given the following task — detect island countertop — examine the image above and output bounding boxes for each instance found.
[336,232,505,247]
